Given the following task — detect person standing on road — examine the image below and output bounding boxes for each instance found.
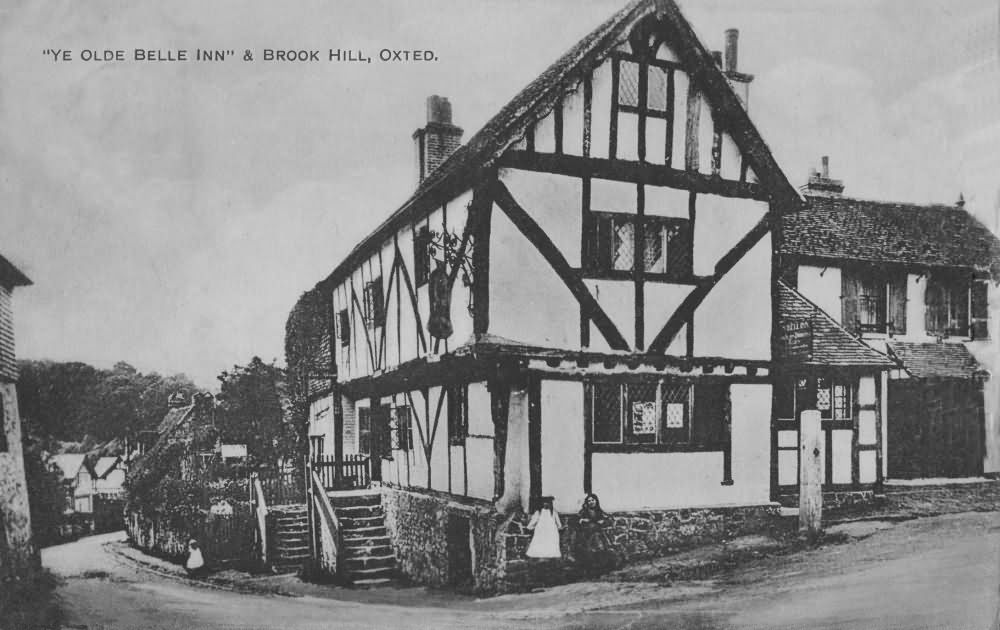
[185,539,205,577]
[526,496,562,558]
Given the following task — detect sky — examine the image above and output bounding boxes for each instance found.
[0,0,996,388]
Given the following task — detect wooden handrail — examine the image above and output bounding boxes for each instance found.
[252,474,268,567]
[310,470,341,576]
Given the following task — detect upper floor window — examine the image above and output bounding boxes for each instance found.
[842,268,906,335]
[363,277,385,329]
[613,53,676,164]
[391,406,413,452]
[586,212,692,280]
[588,380,727,449]
[337,309,350,346]
[414,226,431,287]
[926,274,989,339]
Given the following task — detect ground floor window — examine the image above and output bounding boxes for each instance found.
[588,380,728,449]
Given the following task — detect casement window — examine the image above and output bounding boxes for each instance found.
[588,380,728,449]
[842,268,906,335]
[414,226,431,287]
[358,407,371,455]
[587,212,692,280]
[447,385,468,445]
[614,54,677,165]
[390,406,413,451]
[337,309,350,346]
[363,276,385,328]
[815,377,853,421]
[925,274,988,339]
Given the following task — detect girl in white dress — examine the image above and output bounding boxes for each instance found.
[185,539,205,577]
[526,496,562,558]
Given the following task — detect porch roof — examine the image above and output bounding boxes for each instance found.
[777,281,897,369]
[885,341,986,379]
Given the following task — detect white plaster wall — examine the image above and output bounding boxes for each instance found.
[697,94,715,175]
[831,430,852,484]
[489,207,578,349]
[563,81,586,157]
[968,282,1000,473]
[692,196,767,277]
[796,265,842,322]
[591,178,636,214]
[591,59,612,160]
[540,380,585,513]
[503,170,582,267]
[466,381,495,500]
[671,71,689,165]
[644,283,693,354]
[720,133,741,181]
[534,108,557,154]
[881,371,889,478]
[592,383,771,510]
[694,234,771,360]
[644,184,688,218]
[585,279,633,351]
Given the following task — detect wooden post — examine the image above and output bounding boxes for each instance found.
[799,409,823,540]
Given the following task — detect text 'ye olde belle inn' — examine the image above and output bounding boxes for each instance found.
[285,0,1000,592]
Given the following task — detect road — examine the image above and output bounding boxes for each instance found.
[45,511,1000,630]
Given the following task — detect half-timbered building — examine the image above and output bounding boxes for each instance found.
[299,0,808,591]
[779,159,1000,483]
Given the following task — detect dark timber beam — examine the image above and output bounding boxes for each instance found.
[491,181,630,351]
[528,376,542,504]
[647,213,771,353]
[498,151,767,201]
[470,181,494,336]
[489,379,511,501]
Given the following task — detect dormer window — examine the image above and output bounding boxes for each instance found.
[842,268,906,335]
[925,274,989,339]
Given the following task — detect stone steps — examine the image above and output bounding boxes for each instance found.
[268,503,310,574]
[327,491,396,586]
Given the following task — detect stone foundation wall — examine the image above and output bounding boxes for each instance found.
[500,504,782,592]
[380,486,504,593]
[777,489,878,509]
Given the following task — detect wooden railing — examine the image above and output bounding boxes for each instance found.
[257,469,306,506]
[312,454,370,491]
[309,470,341,578]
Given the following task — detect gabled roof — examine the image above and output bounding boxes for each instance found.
[781,194,1000,278]
[0,252,31,289]
[93,456,122,479]
[51,454,89,481]
[886,341,986,379]
[317,0,799,292]
[156,405,195,436]
[777,281,897,368]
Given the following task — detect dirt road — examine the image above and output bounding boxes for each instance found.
[45,511,1000,629]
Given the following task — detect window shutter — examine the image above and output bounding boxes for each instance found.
[972,280,989,339]
[841,271,859,334]
[692,383,728,446]
[888,274,907,335]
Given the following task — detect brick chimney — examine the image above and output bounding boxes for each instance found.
[802,156,846,195]
[413,95,463,184]
[722,29,754,109]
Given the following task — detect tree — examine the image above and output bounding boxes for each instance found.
[216,357,300,469]
[19,421,68,548]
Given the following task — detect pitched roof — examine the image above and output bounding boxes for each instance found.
[93,456,121,479]
[886,341,986,379]
[317,0,799,292]
[781,194,1000,277]
[777,281,896,368]
[156,405,195,435]
[0,252,31,289]
[51,454,88,480]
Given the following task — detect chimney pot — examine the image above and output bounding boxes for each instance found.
[724,28,739,73]
[711,50,723,67]
[821,155,830,178]
[414,95,463,184]
[427,95,452,125]
[957,192,966,208]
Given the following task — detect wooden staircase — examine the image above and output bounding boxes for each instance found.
[328,492,395,585]
[269,505,310,574]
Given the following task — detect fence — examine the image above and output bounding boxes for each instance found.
[312,454,370,491]
[256,470,306,506]
[125,504,254,567]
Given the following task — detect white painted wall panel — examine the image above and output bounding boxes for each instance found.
[541,380,584,513]
[586,279,634,351]
[693,196,767,277]
[694,235,771,360]
[591,178,636,214]
[778,450,797,485]
[563,83,585,156]
[465,437,495,500]
[797,265,842,322]
[859,450,877,483]
[644,283,693,353]
[672,71,689,164]
[503,171,581,267]
[720,133,742,181]
[698,99,715,175]
[467,382,493,437]
[534,109,557,154]
[591,61,612,159]
[859,409,877,445]
[646,117,668,164]
[490,208,578,349]
[832,430,853,484]
[616,112,640,161]
[906,273,926,337]
[644,185,688,218]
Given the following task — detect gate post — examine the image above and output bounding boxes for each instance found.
[799,409,823,540]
